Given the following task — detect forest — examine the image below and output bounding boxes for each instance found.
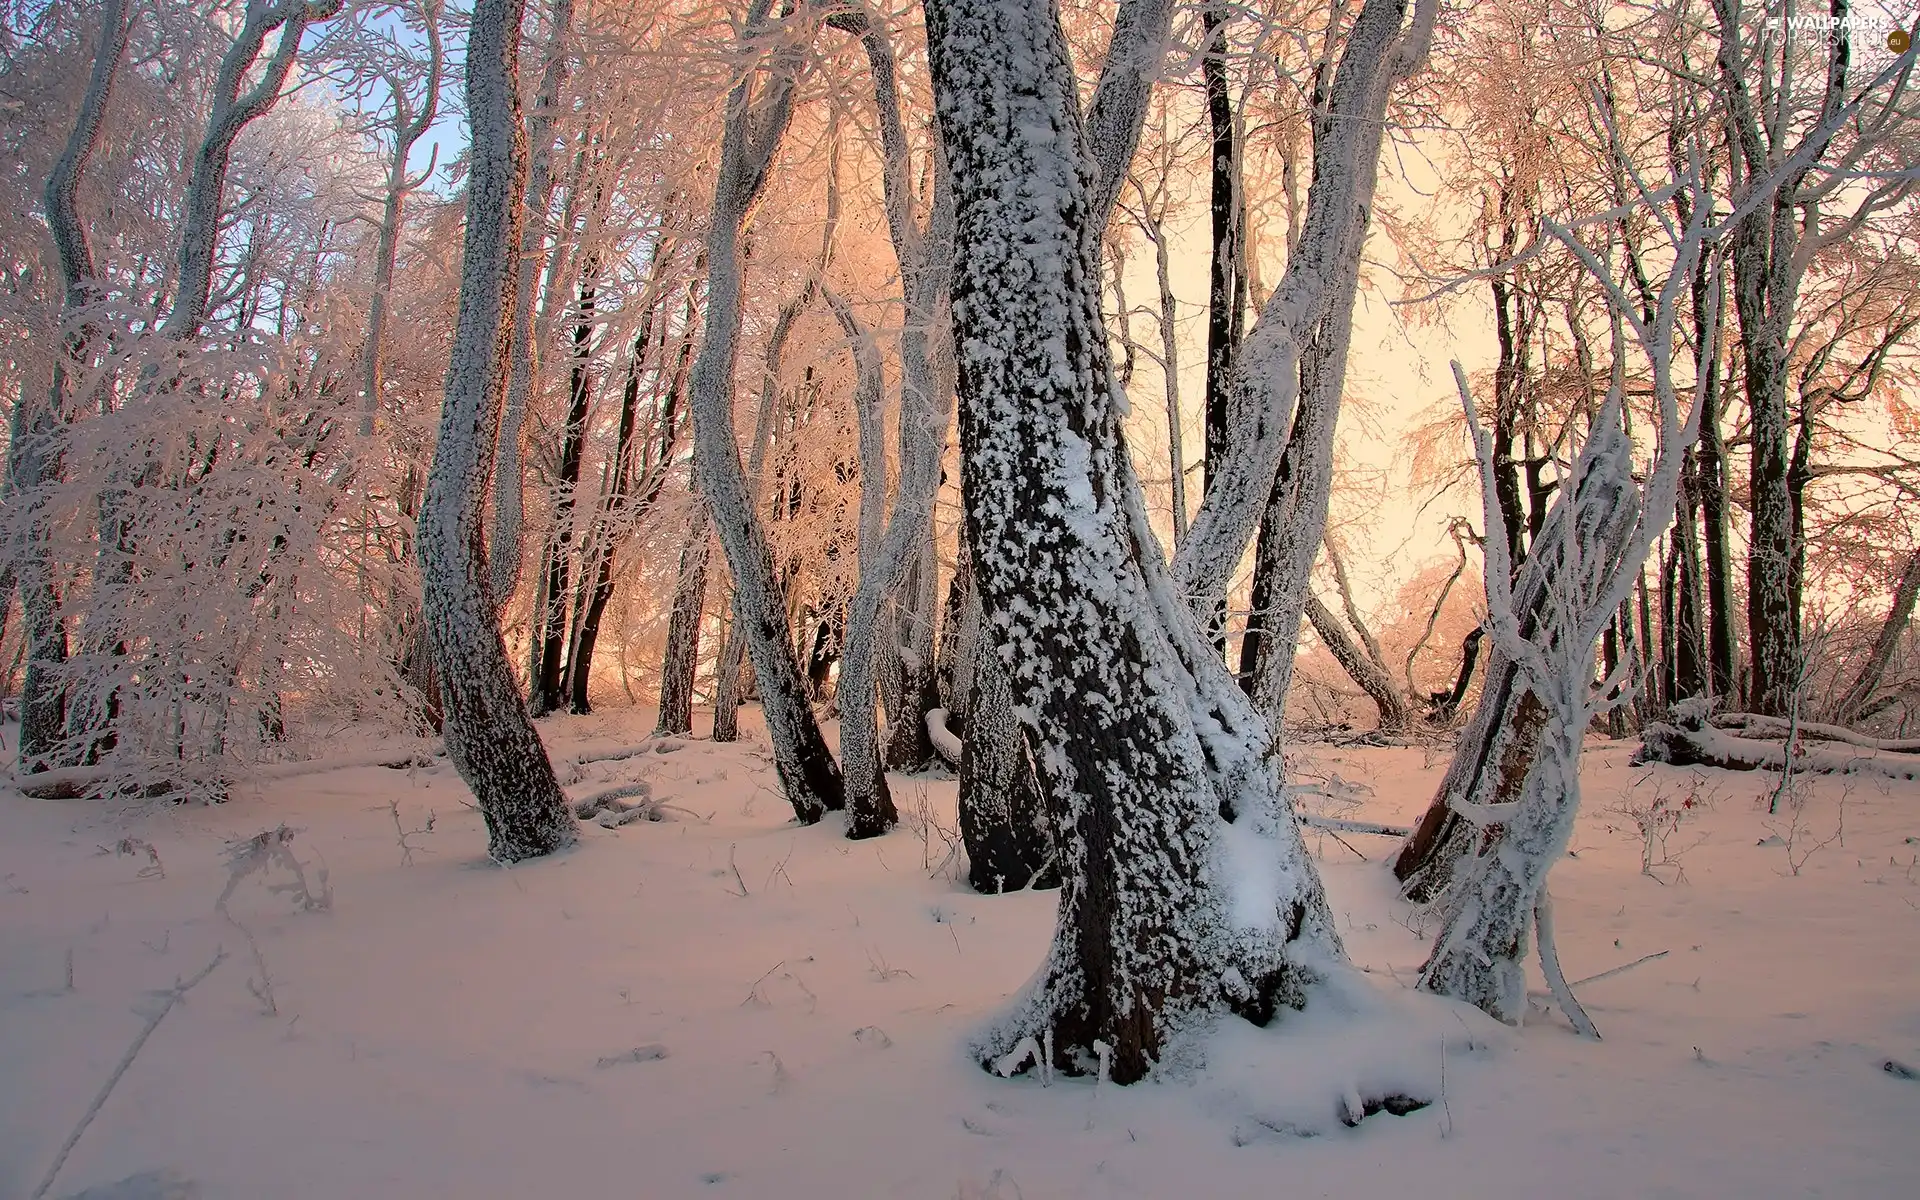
[1,0,1917,1196]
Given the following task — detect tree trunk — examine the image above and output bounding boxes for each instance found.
[1198,0,1244,652]
[824,287,900,836]
[1391,442,1640,901]
[959,630,1054,894]
[16,0,130,774]
[1832,550,1920,726]
[531,267,597,715]
[654,518,710,736]
[883,535,944,773]
[685,0,843,822]
[415,0,574,863]
[1303,593,1409,734]
[487,0,574,616]
[927,0,1344,1085]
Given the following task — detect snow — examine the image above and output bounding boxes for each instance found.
[3,719,1918,1198]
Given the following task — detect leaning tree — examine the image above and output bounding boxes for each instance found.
[923,0,1434,1084]
[415,0,576,863]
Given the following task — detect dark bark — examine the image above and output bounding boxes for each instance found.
[654,522,709,735]
[1199,0,1243,653]
[959,634,1054,893]
[573,289,694,714]
[927,0,1342,1085]
[532,269,597,715]
[1303,592,1409,733]
[1427,626,1483,722]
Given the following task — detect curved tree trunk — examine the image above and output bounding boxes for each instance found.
[685,0,843,821]
[17,0,132,774]
[488,0,574,616]
[415,0,574,863]
[927,0,1342,1085]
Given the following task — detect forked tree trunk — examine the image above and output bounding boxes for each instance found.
[926,0,1340,1085]
[17,0,131,775]
[415,0,574,863]
[825,4,959,835]
[685,0,843,821]
[1393,397,1649,902]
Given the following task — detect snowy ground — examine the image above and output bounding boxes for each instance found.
[3,709,1916,1199]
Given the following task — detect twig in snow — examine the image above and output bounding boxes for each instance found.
[30,949,226,1200]
[99,837,165,879]
[742,960,784,1006]
[724,843,749,896]
[1297,814,1411,838]
[595,1044,669,1069]
[1569,948,1669,988]
[388,798,436,866]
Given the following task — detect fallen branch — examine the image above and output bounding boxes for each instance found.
[12,743,441,799]
[1710,712,1920,754]
[1636,722,1920,781]
[1570,948,1668,988]
[31,950,227,1200]
[1298,814,1412,838]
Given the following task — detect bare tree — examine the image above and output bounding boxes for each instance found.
[14,0,132,772]
[416,0,574,863]
[925,0,1351,1084]
[487,0,574,617]
[685,0,844,822]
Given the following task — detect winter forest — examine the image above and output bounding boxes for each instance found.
[1,0,1917,1195]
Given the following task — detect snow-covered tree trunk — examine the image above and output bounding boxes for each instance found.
[1169,0,1434,623]
[654,516,709,736]
[828,286,901,836]
[487,0,573,616]
[959,628,1053,894]
[686,0,843,821]
[926,0,1341,1084]
[1419,165,1717,1028]
[883,535,944,772]
[16,0,131,774]
[415,0,574,863]
[826,3,958,837]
